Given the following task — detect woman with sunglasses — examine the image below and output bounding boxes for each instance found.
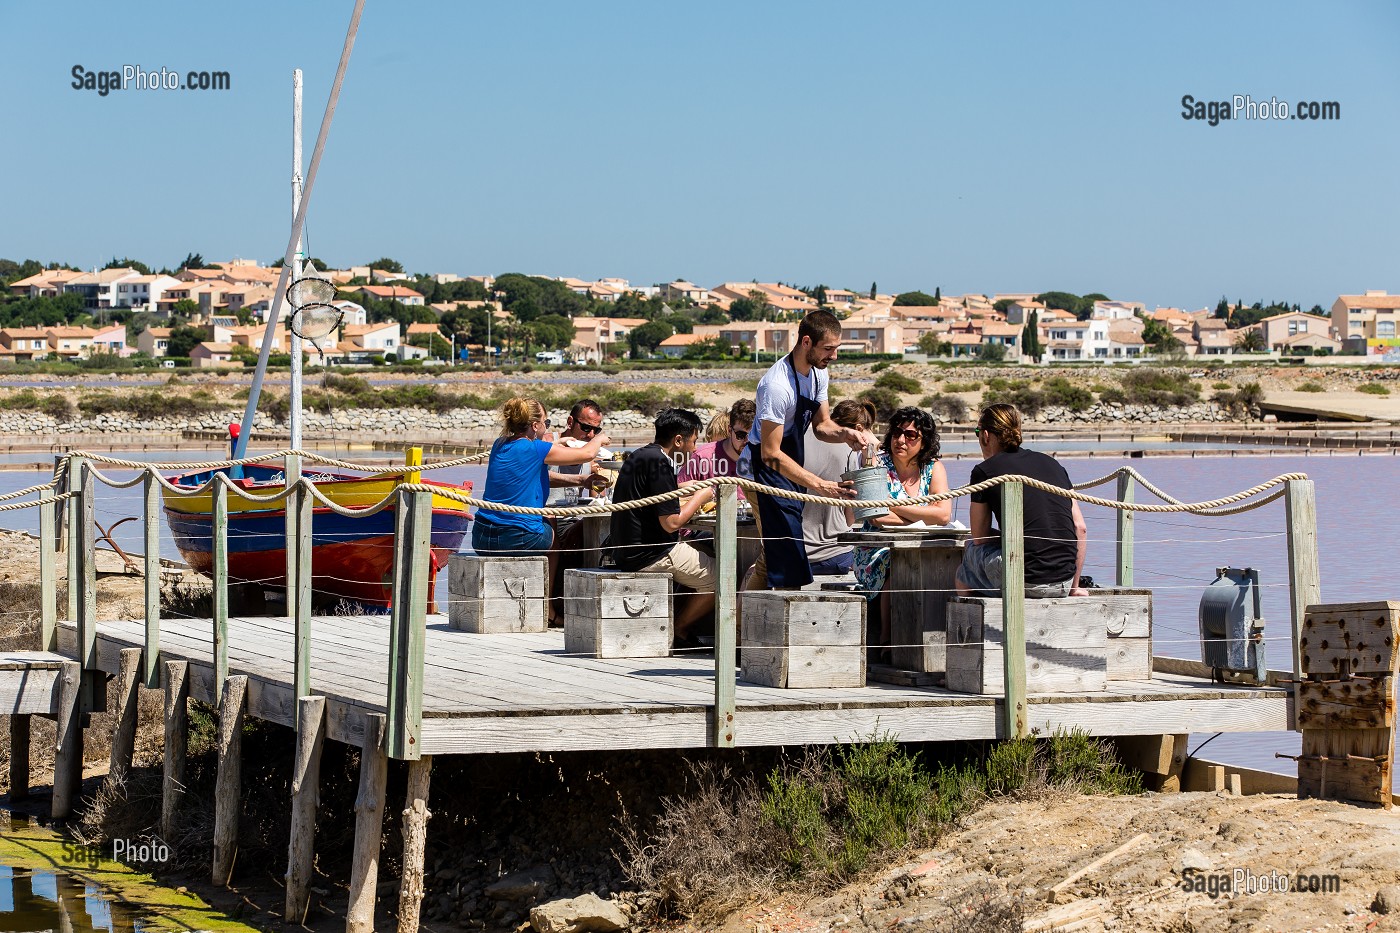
[852,407,953,654]
[472,396,612,557]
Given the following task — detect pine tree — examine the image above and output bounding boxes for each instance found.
[1021,311,1043,363]
[933,286,941,305]
[870,282,877,300]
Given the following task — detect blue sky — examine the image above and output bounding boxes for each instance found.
[3,1,1396,310]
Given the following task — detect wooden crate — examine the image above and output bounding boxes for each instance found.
[562,569,672,659]
[1097,589,1152,682]
[447,554,547,634]
[739,591,865,689]
[946,596,1108,695]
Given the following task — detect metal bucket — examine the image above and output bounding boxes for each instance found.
[842,465,890,521]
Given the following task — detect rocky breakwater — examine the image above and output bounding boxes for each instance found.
[1034,401,1248,424]
[0,407,716,438]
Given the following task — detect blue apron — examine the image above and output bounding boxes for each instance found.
[749,355,822,588]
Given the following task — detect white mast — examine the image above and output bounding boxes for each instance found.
[289,68,305,458]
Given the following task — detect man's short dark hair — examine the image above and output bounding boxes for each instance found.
[798,309,842,346]
[654,408,702,444]
[570,398,602,421]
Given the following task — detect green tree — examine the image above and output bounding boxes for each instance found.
[165,325,206,358]
[1233,328,1267,352]
[977,341,1007,362]
[869,282,877,300]
[1141,317,1183,355]
[683,336,734,360]
[172,298,199,320]
[993,298,1014,315]
[628,320,675,357]
[933,286,941,304]
[1215,296,1230,318]
[894,290,939,306]
[916,331,945,356]
[1021,311,1043,363]
[531,313,576,351]
[366,257,404,274]
[0,259,45,284]
[728,289,769,322]
[104,257,151,275]
[178,252,206,270]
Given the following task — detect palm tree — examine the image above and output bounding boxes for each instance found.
[1233,328,1267,353]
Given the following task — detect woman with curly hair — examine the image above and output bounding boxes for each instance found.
[853,406,953,654]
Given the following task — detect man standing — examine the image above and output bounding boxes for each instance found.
[746,310,876,590]
[547,399,611,624]
[609,409,717,646]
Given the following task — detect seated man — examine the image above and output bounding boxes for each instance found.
[546,399,612,624]
[956,403,1088,598]
[801,399,877,576]
[608,408,717,646]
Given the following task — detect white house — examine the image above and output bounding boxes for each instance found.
[113,274,182,310]
[91,323,128,356]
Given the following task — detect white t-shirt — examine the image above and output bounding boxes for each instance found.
[748,357,828,446]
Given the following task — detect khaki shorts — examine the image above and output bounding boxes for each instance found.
[642,541,716,593]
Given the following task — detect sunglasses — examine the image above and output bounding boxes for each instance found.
[732,426,750,438]
[894,429,922,442]
[974,426,984,437]
[575,422,603,436]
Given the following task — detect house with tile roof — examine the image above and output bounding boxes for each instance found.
[1331,291,1400,342]
[348,285,425,306]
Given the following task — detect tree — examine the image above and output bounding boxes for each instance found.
[628,320,675,357]
[531,313,575,351]
[165,325,206,358]
[1233,328,1267,352]
[933,286,941,304]
[366,257,403,274]
[894,291,939,306]
[104,256,151,275]
[1021,311,1044,363]
[916,331,945,356]
[178,252,206,271]
[993,299,1014,315]
[1215,296,1230,318]
[683,336,733,360]
[977,342,1007,362]
[870,282,877,300]
[171,298,199,320]
[0,259,44,285]
[727,290,769,322]
[1142,317,1183,355]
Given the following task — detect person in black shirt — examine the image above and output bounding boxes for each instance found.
[609,409,717,644]
[955,403,1087,598]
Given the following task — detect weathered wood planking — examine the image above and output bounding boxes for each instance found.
[563,570,672,659]
[66,613,1290,757]
[946,597,1108,695]
[448,554,548,634]
[740,591,865,689]
[1298,602,1400,677]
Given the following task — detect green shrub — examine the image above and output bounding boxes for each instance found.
[1359,382,1391,396]
[77,390,220,420]
[1098,387,1126,405]
[873,370,921,394]
[1041,376,1093,412]
[1117,368,1201,407]
[1297,382,1325,393]
[920,393,969,423]
[870,361,891,373]
[942,381,980,393]
[857,386,903,421]
[1212,381,1232,390]
[981,384,1046,417]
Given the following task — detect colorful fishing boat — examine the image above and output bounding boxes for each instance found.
[162,459,473,607]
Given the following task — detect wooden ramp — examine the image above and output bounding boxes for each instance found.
[59,616,1291,756]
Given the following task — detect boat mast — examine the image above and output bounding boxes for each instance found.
[289,68,305,461]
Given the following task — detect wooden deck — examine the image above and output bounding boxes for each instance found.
[45,615,1293,756]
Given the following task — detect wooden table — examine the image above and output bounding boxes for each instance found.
[686,513,762,578]
[837,528,969,676]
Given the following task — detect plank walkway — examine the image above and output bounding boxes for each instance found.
[39,615,1293,756]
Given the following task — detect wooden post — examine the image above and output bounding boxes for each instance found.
[161,660,189,841]
[212,480,230,698]
[143,471,162,688]
[405,446,422,485]
[1285,478,1321,730]
[396,756,433,933]
[108,648,142,783]
[39,492,57,652]
[713,483,737,748]
[75,459,97,679]
[66,458,80,624]
[9,715,30,801]
[1115,471,1134,588]
[212,674,248,886]
[346,713,388,933]
[285,695,326,922]
[51,660,83,819]
[999,481,1028,739]
[285,456,313,699]
[386,489,430,760]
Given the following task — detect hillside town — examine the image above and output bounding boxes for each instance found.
[3,259,1397,367]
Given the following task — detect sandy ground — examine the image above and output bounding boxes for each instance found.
[711,792,1400,933]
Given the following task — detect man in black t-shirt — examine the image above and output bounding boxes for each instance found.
[955,404,1087,598]
[609,408,716,644]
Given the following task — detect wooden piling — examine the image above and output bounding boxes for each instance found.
[346,713,388,933]
[1284,478,1321,731]
[386,489,430,760]
[999,481,1028,739]
[285,694,327,923]
[143,472,162,688]
[397,756,433,933]
[212,481,230,698]
[51,660,83,819]
[713,483,737,747]
[108,648,143,783]
[39,495,57,652]
[161,660,189,841]
[212,674,248,886]
[1115,472,1134,588]
[9,714,30,800]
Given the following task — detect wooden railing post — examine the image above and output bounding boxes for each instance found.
[65,456,82,624]
[74,458,97,710]
[39,490,57,652]
[143,470,162,687]
[212,479,230,698]
[1284,478,1321,731]
[1115,471,1134,588]
[284,455,312,699]
[1000,480,1028,740]
[385,488,430,760]
[712,482,738,748]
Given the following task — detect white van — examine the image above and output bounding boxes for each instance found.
[535,351,565,365]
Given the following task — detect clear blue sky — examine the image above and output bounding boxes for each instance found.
[3,1,1396,310]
